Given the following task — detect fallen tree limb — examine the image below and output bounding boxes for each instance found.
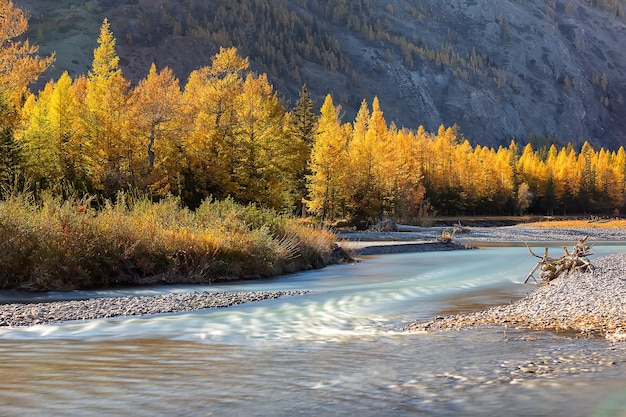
[523,236,594,283]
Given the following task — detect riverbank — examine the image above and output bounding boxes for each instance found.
[1,225,624,329]
[406,252,626,341]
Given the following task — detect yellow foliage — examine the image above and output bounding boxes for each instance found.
[0,0,54,103]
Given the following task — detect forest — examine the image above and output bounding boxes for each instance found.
[3,9,626,227]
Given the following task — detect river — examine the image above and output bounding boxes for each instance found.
[1,243,626,416]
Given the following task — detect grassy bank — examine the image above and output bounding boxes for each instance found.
[0,193,342,291]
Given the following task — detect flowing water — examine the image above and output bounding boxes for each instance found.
[1,244,626,416]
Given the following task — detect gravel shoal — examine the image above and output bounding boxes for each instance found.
[339,240,472,255]
[0,291,308,327]
[337,226,626,255]
[406,253,626,341]
[337,225,626,244]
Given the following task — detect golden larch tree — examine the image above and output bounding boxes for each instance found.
[182,47,249,204]
[0,0,54,118]
[83,18,130,195]
[125,63,185,195]
[306,94,348,221]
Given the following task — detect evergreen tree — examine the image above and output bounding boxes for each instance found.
[290,85,317,148]
[288,84,317,214]
[0,93,19,193]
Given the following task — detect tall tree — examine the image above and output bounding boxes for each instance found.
[125,64,185,196]
[233,72,292,208]
[49,71,87,189]
[385,125,425,221]
[83,18,130,195]
[16,83,60,188]
[0,91,19,192]
[182,47,249,206]
[306,94,348,221]
[345,99,375,223]
[0,0,53,191]
[366,97,390,216]
[289,84,317,214]
[578,141,597,212]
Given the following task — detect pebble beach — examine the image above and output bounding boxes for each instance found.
[405,252,626,341]
[0,291,308,327]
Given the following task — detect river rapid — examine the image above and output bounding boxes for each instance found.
[1,243,626,416]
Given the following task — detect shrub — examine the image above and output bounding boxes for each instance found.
[0,192,340,290]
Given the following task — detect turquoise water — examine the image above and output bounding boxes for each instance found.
[1,244,626,416]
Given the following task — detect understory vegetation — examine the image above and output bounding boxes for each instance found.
[0,192,338,291]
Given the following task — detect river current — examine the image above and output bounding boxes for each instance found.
[1,244,626,416]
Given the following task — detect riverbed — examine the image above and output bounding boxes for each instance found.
[1,242,626,416]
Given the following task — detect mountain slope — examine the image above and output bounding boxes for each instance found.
[18,0,626,149]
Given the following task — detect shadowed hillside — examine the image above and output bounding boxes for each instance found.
[19,0,626,148]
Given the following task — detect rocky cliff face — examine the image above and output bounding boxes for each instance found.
[373,0,626,149]
[20,0,626,148]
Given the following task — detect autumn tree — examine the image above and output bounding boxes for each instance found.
[182,47,249,206]
[552,145,580,214]
[345,98,374,223]
[182,47,303,209]
[233,72,294,208]
[83,18,130,195]
[0,0,54,123]
[578,141,597,212]
[306,94,348,221]
[125,64,185,196]
[423,125,464,214]
[0,92,20,192]
[365,97,390,216]
[385,126,425,221]
[0,0,53,191]
[516,143,548,213]
[16,82,59,188]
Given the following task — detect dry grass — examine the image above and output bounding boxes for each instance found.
[523,219,626,228]
[0,193,338,291]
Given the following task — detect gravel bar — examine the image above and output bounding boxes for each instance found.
[338,225,626,244]
[337,226,626,255]
[406,253,626,341]
[0,291,308,327]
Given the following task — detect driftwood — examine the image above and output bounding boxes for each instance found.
[523,236,594,283]
[452,221,470,234]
